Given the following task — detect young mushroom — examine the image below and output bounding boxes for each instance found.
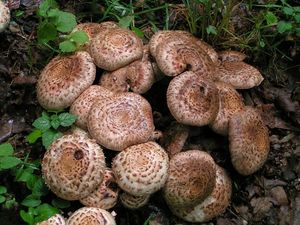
[42,134,106,200]
[87,92,155,151]
[66,207,116,225]
[36,51,96,110]
[120,192,150,209]
[0,1,10,32]
[228,106,270,175]
[36,214,66,225]
[218,50,247,62]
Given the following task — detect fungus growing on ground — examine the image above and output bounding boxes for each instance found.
[36,214,66,225]
[0,1,10,32]
[87,92,155,151]
[167,71,219,126]
[42,134,106,200]
[66,207,116,225]
[112,141,169,196]
[120,192,150,209]
[89,27,143,71]
[229,106,270,175]
[36,51,96,110]
[218,50,247,62]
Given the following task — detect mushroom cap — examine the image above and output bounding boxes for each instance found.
[87,92,155,151]
[70,85,113,130]
[210,82,245,136]
[89,27,143,71]
[42,134,106,200]
[216,61,264,89]
[36,51,96,110]
[99,68,130,93]
[80,168,119,210]
[163,150,216,208]
[167,71,219,126]
[120,192,150,209]
[36,214,66,225]
[112,141,169,196]
[228,106,270,175]
[170,165,232,222]
[0,1,10,32]
[218,50,247,62]
[66,207,116,225]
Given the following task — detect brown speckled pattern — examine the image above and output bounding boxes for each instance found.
[210,82,245,135]
[89,27,143,71]
[0,1,10,32]
[163,150,216,208]
[36,214,66,225]
[36,51,96,110]
[80,168,119,210]
[229,106,270,175]
[167,71,219,126]
[218,50,247,62]
[87,92,155,151]
[216,61,264,89]
[99,68,130,93]
[120,192,150,209]
[70,85,113,130]
[42,134,106,200]
[66,207,116,225]
[112,141,169,196]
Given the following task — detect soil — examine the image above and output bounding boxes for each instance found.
[0,1,299,225]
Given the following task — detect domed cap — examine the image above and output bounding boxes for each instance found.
[36,214,66,225]
[36,51,96,110]
[210,82,245,136]
[66,207,116,225]
[167,71,219,126]
[216,61,264,89]
[89,27,143,71]
[120,192,150,209]
[170,165,232,222]
[70,85,113,130]
[42,134,106,200]
[228,106,270,175]
[80,168,119,210]
[112,141,169,196]
[87,92,155,151]
[0,1,10,32]
[218,50,247,62]
[163,150,216,208]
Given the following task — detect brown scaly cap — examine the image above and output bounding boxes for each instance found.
[216,61,264,89]
[228,106,270,175]
[0,1,10,32]
[36,214,66,225]
[120,192,150,209]
[170,165,232,222]
[210,82,245,136]
[42,134,106,200]
[163,150,216,208]
[70,85,113,130]
[167,71,219,126]
[66,207,116,225]
[218,50,247,62]
[87,92,155,151]
[80,168,119,210]
[36,51,96,110]
[89,27,143,71]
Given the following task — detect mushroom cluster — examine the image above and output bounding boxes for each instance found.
[36,22,270,223]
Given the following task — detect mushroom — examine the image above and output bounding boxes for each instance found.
[87,92,155,151]
[70,85,113,130]
[218,50,247,62]
[112,141,169,196]
[169,165,232,222]
[167,71,219,126]
[0,1,10,32]
[66,207,116,225]
[163,150,216,208]
[80,168,119,210]
[120,192,150,209]
[228,106,270,175]
[216,61,264,89]
[36,51,96,110]
[36,214,66,225]
[210,82,245,136]
[89,27,143,71]
[42,134,106,200]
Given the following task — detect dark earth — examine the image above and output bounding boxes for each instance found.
[0,1,300,225]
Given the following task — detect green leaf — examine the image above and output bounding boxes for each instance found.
[27,129,42,144]
[0,157,22,170]
[118,16,134,28]
[296,28,300,36]
[59,40,77,53]
[0,143,14,156]
[51,198,71,209]
[277,21,293,33]
[33,116,51,131]
[265,11,278,25]
[21,194,41,207]
[32,177,48,197]
[25,174,39,191]
[20,209,34,225]
[37,0,58,17]
[0,195,6,203]
[295,13,300,23]
[69,31,89,44]
[259,40,265,48]
[206,25,217,35]
[50,114,60,129]
[15,168,35,182]
[34,204,60,223]
[4,198,17,209]
[42,130,63,149]
[42,111,50,119]
[131,27,144,38]
[0,186,7,194]
[37,21,58,44]
[283,6,294,16]
[48,9,77,32]
[294,7,300,13]
[58,113,77,127]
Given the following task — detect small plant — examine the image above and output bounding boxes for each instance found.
[27,111,77,149]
